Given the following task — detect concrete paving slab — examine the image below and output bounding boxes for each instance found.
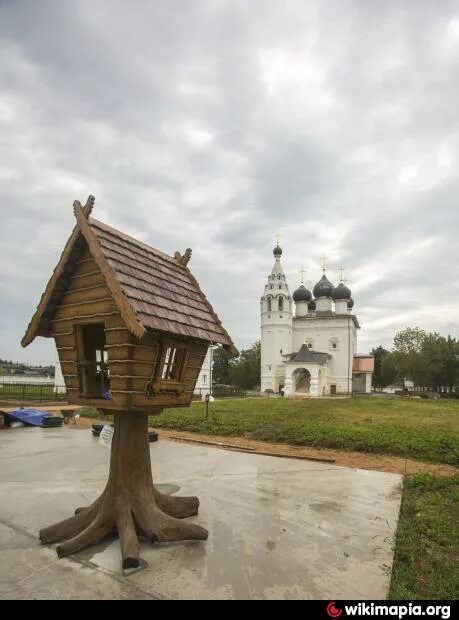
[0,426,402,599]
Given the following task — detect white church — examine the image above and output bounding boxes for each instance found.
[260,244,373,397]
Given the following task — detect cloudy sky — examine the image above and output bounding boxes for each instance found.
[1,0,458,365]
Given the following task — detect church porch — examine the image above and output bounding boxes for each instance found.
[284,361,329,398]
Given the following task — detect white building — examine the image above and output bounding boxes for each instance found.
[53,345,66,393]
[260,244,373,397]
[194,347,213,395]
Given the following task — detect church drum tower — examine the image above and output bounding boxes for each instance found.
[260,244,292,393]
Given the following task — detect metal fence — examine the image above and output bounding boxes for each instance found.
[0,382,265,403]
[0,382,67,402]
[192,387,257,399]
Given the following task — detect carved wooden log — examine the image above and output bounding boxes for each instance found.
[39,411,207,569]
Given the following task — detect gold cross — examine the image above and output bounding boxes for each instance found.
[320,254,328,273]
[338,265,345,282]
[275,233,280,246]
[299,267,305,283]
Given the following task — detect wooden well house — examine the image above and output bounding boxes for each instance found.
[22,196,237,413]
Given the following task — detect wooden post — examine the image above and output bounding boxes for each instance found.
[39,411,207,569]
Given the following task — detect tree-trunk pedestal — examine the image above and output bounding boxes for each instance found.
[39,411,207,569]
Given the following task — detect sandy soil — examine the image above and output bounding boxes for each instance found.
[3,405,456,477]
[154,428,458,477]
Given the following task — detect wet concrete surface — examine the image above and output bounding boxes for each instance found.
[0,426,402,599]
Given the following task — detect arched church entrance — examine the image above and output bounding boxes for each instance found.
[293,368,311,394]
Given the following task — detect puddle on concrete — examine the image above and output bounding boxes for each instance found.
[155,483,180,495]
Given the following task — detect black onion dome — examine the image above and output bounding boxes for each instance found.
[308,299,316,311]
[347,297,354,309]
[313,274,335,298]
[273,245,282,257]
[293,284,312,302]
[332,282,351,301]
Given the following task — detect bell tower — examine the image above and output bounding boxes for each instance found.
[260,241,292,393]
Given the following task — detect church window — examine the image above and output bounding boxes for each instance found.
[278,297,284,311]
[280,348,283,354]
[270,284,273,289]
[278,284,282,289]
[267,298,272,311]
[277,274,281,279]
[330,338,339,350]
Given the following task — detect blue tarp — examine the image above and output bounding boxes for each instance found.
[7,408,52,427]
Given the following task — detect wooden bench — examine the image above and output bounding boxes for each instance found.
[61,409,78,424]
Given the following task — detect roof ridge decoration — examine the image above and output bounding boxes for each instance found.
[22,195,237,354]
[174,248,192,267]
[74,194,95,219]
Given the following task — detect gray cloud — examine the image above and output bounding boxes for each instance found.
[1,0,458,364]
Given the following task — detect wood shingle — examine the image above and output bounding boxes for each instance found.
[22,197,237,355]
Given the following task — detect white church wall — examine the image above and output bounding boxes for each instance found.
[261,320,291,392]
[315,298,332,312]
[292,316,357,394]
[295,301,308,316]
[334,300,348,314]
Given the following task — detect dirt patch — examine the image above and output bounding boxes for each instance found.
[152,428,458,477]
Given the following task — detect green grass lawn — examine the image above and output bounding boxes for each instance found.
[151,397,459,466]
[389,474,458,599]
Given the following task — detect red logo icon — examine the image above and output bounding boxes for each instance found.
[326,602,343,618]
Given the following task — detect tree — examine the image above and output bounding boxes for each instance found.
[393,327,430,387]
[421,332,445,389]
[228,341,261,389]
[389,328,458,390]
[380,352,401,387]
[212,346,233,384]
[393,327,427,355]
[371,346,390,389]
[440,336,459,390]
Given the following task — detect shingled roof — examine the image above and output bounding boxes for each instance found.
[22,196,237,354]
[285,344,331,364]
